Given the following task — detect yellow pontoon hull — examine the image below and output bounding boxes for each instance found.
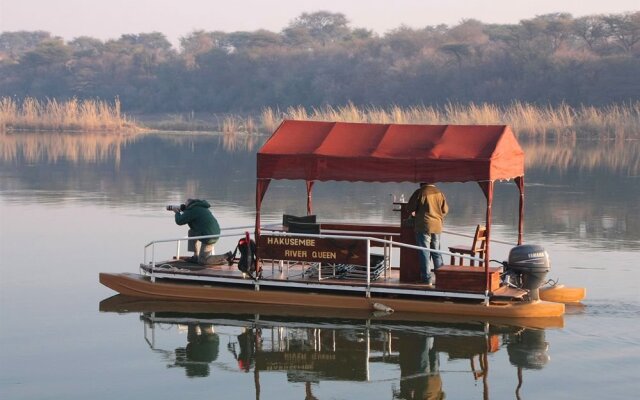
[539,285,586,303]
[100,272,565,319]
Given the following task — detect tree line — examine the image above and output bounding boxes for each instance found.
[0,11,639,113]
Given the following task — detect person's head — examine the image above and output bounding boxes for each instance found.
[185,198,196,207]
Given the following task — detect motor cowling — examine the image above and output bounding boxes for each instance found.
[504,244,550,301]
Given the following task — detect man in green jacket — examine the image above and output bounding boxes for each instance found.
[407,183,449,284]
[173,198,221,264]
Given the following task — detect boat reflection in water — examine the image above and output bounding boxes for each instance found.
[100,296,558,399]
[171,324,220,378]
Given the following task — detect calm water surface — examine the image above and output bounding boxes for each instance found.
[0,132,639,399]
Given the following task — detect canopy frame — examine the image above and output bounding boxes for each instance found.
[255,120,526,293]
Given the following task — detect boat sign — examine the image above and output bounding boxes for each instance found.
[257,235,367,264]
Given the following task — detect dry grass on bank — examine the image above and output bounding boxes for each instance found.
[260,102,640,139]
[3,97,638,140]
[140,112,261,134]
[0,97,139,132]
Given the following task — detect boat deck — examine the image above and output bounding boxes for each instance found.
[141,258,527,301]
[147,258,422,286]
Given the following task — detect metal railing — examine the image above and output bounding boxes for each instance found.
[143,224,260,272]
[143,225,485,294]
[261,230,485,287]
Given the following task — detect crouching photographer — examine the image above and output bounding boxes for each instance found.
[168,198,221,264]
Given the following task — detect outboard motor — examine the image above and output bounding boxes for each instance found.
[503,244,550,301]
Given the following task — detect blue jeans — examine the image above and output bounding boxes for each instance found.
[415,232,443,282]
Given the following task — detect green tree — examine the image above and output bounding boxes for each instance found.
[227,30,282,51]
[572,16,608,52]
[1,11,640,112]
[180,30,229,68]
[69,36,105,57]
[21,39,70,66]
[0,31,53,61]
[602,12,640,53]
[15,39,73,97]
[283,11,350,47]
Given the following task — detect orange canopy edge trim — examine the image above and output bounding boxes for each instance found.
[257,120,524,183]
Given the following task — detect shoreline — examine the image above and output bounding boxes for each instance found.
[3,98,639,140]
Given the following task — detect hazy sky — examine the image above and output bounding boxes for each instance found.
[1,0,638,47]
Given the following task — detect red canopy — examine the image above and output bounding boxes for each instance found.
[255,120,526,289]
[257,120,524,183]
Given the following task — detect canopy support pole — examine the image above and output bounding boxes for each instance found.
[255,179,271,240]
[478,181,494,295]
[306,181,315,215]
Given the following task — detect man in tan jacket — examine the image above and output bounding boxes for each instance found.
[407,183,449,284]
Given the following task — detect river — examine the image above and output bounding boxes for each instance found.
[0,131,638,399]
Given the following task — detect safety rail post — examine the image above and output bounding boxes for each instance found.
[366,239,371,297]
[383,236,389,280]
[142,246,147,275]
[150,244,156,282]
[387,236,393,279]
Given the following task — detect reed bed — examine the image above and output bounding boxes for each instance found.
[142,112,214,132]
[259,102,640,139]
[142,113,263,136]
[260,107,280,133]
[3,97,638,140]
[0,97,138,132]
[211,115,259,151]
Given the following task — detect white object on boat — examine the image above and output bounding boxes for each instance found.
[372,302,394,313]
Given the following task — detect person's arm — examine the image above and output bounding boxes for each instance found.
[406,189,419,216]
[441,195,449,217]
[174,209,194,225]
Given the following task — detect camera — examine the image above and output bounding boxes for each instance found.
[166,204,186,212]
